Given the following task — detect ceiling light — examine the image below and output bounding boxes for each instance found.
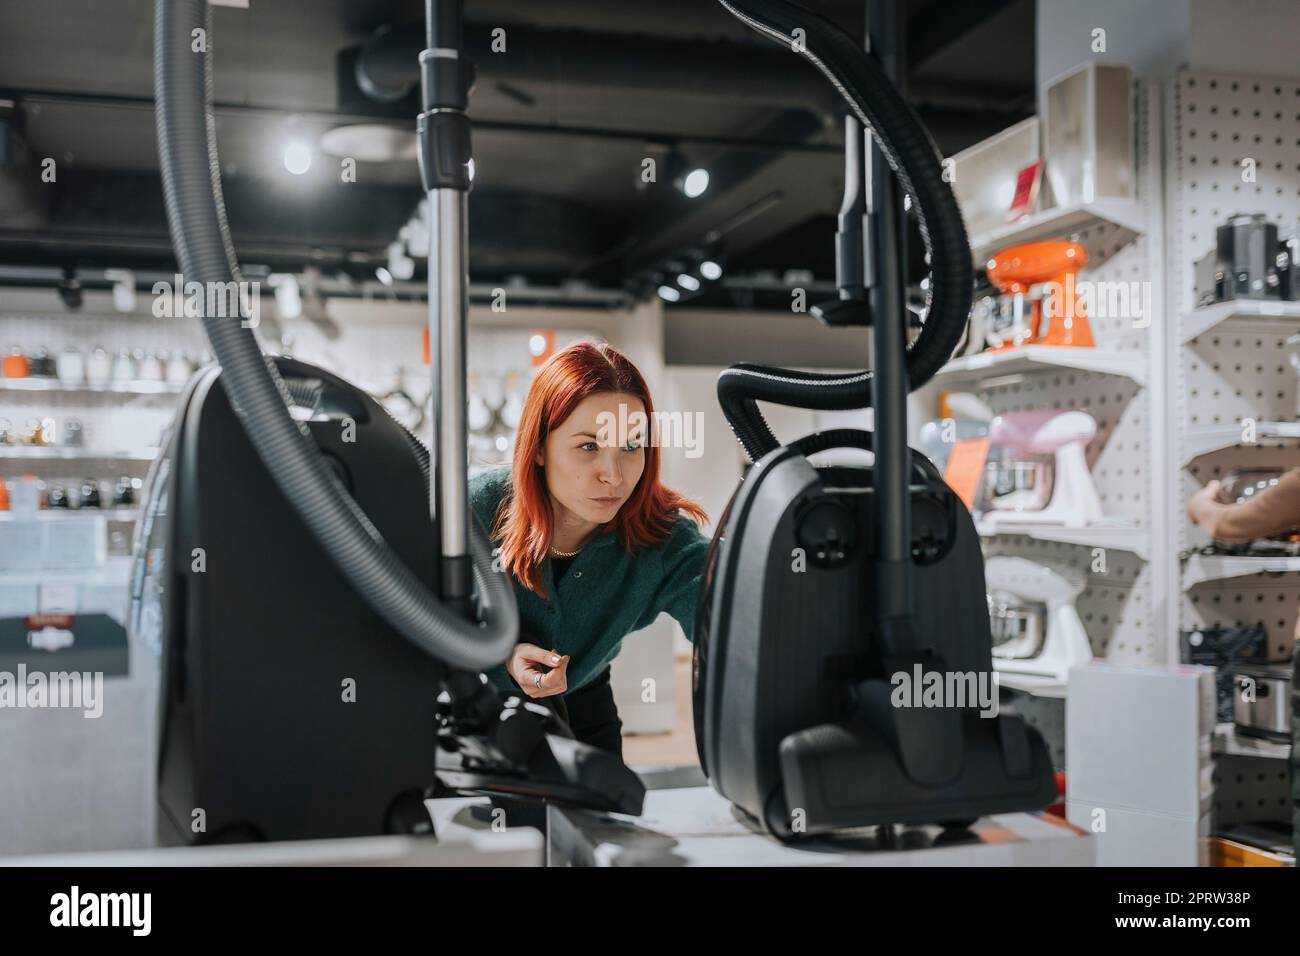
[57,270,83,311]
[375,267,394,286]
[700,260,723,281]
[283,141,312,175]
[682,168,709,198]
[677,273,700,292]
[657,285,681,303]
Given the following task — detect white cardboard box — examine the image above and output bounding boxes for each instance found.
[1066,662,1216,866]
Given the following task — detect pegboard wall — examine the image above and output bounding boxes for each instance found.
[1171,68,1300,638]
[1170,69,1300,832]
[1006,691,1066,771]
[1183,328,1299,429]
[1213,755,1292,829]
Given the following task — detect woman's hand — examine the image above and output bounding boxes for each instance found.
[1187,479,1229,538]
[506,642,570,698]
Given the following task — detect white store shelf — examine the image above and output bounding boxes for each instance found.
[977,519,1149,560]
[0,556,133,586]
[0,377,183,395]
[1181,300,1300,344]
[1182,421,1300,464]
[0,509,139,522]
[1213,722,1291,760]
[969,199,1145,266]
[1182,553,1300,588]
[995,671,1068,699]
[932,345,1146,388]
[0,446,158,462]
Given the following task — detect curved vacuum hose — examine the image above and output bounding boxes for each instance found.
[715,0,973,461]
[153,0,517,672]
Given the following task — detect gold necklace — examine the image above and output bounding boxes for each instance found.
[550,521,608,559]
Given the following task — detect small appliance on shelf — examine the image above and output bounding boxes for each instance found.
[985,555,1092,682]
[985,240,1092,350]
[1193,214,1291,306]
[978,409,1104,528]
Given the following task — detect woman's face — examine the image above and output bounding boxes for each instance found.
[537,390,647,526]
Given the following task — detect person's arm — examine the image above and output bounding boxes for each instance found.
[1187,470,1300,544]
[643,517,711,642]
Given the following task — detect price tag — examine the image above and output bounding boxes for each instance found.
[943,437,992,510]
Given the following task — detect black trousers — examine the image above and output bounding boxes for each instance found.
[544,666,624,760]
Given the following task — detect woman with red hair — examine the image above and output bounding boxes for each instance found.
[469,341,709,760]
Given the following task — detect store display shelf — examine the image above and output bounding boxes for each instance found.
[1213,722,1291,760]
[0,557,133,586]
[0,446,158,461]
[0,377,182,395]
[1182,553,1300,588]
[932,346,1146,388]
[969,199,1144,265]
[0,509,139,522]
[1182,421,1300,464]
[976,519,1148,559]
[1181,300,1300,344]
[994,671,1068,699]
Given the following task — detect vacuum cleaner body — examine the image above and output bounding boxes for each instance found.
[139,359,451,844]
[694,445,1057,838]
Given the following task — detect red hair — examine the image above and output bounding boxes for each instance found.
[493,341,707,595]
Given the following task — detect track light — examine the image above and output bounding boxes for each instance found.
[57,269,83,311]
[657,285,681,303]
[677,273,700,292]
[681,168,709,198]
[283,141,312,175]
[700,260,723,281]
[666,146,709,199]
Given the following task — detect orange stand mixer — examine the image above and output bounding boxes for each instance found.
[985,239,1092,349]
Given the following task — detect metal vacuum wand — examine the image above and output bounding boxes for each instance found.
[866,0,915,657]
[419,0,473,603]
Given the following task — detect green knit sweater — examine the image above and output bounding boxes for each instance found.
[469,466,711,695]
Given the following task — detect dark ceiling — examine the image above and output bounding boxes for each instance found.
[0,0,1035,307]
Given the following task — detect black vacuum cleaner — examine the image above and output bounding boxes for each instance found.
[695,1,1056,838]
[142,0,644,845]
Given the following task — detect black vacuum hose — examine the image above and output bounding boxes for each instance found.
[716,0,972,461]
[153,0,517,672]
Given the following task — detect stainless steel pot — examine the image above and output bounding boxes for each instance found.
[1232,664,1292,740]
[987,591,1045,660]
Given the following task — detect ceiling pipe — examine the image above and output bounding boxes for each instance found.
[353,21,838,125]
